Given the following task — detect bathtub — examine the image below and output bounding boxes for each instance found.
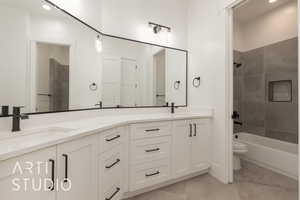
[235,132,298,180]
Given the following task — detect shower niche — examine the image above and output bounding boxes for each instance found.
[269,80,292,102]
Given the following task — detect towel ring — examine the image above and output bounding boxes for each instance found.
[173,81,181,90]
[192,77,201,88]
[89,83,98,91]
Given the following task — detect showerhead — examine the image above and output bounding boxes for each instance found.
[234,62,242,68]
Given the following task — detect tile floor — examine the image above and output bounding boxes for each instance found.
[127,161,298,200]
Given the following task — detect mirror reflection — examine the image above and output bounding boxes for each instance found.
[0,0,187,116]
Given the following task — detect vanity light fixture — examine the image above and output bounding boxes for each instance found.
[95,35,103,53]
[269,0,277,3]
[42,4,52,11]
[149,22,171,34]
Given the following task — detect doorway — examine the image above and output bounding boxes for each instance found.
[227,0,299,193]
[34,42,70,112]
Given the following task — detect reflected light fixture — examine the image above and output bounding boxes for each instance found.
[95,35,103,53]
[149,22,171,34]
[42,4,52,11]
[269,0,277,3]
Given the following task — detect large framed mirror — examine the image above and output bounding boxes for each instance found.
[0,0,188,116]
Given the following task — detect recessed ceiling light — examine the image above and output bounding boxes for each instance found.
[42,4,51,11]
[269,0,277,3]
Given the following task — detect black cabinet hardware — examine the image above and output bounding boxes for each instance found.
[193,123,197,136]
[105,159,121,169]
[62,154,68,183]
[145,128,160,132]
[48,159,55,191]
[189,124,192,137]
[145,148,160,153]
[145,171,160,177]
[231,111,240,119]
[106,135,121,142]
[234,121,243,126]
[105,187,120,200]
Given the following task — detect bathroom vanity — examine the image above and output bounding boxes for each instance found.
[0,113,212,200]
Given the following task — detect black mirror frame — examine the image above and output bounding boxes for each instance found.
[0,0,188,118]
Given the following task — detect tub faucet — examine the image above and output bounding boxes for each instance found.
[12,106,29,132]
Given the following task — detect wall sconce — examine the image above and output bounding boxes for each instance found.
[149,22,171,34]
[95,35,103,53]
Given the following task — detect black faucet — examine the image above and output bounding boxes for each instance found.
[1,105,9,116]
[12,106,29,132]
[171,102,176,114]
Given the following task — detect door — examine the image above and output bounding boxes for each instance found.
[49,58,69,111]
[120,58,139,107]
[0,147,56,200]
[172,120,192,178]
[190,119,211,173]
[102,57,121,107]
[57,135,98,200]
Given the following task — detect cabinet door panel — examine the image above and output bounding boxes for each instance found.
[172,120,191,178]
[0,147,56,200]
[191,119,210,172]
[57,135,98,200]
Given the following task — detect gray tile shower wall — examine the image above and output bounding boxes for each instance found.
[234,37,298,144]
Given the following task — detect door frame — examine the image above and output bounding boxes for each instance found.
[28,39,74,113]
[224,0,300,184]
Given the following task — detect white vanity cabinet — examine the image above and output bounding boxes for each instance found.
[98,127,128,200]
[172,119,210,179]
[129,122,172,191]
[57,135,98,200]
[0,147,56,200]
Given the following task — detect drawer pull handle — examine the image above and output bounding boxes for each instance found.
[145,171,160,177]
[194,123,197,136]
[106,135,121,142]
[105,187,120,200]
[145,128,160,132]
[105,159,121,169]
[145,148,160,153]
[189,124,193,137]
[48,159,55,191]
[62,154,68,183]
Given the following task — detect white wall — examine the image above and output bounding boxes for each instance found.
[187,0,228,183]
[49,0,103,31]
[101,0,188,49]
[0,6,29,110]
[234,0,298,51]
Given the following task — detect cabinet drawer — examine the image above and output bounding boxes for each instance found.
[102,184,122,200]
[130,159,170,191]
[99,127,124,153]
[130,137,171,164]
[130,122,171,140]
[99,146,122,193]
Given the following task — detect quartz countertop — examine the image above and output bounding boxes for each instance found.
[0,112,212,161]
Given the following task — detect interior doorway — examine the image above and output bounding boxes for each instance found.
[227,0,299,191]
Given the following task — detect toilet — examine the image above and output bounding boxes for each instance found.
[233,140,248,170]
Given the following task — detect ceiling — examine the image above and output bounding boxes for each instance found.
[234,0,296,23]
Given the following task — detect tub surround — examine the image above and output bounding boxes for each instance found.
[0,112,212,161]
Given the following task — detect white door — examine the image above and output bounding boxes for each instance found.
[120,58,139,107]
[57,135,98,200]
[102,57,121,107]
[0,147,56,200]
[190,119,211,172]
[172,120,192,178]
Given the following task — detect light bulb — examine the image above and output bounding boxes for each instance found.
[95,35,103,53]
[269,0,277,3]
[42,4,51,11]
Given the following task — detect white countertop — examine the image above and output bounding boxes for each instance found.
[0,112,212,161]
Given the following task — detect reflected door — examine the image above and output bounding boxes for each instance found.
[120,58,139,107]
